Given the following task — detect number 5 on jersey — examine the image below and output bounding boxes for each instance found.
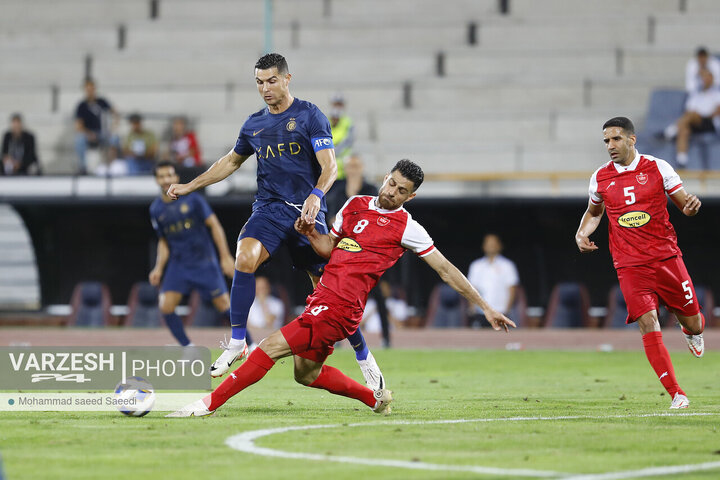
[624,186,635,205]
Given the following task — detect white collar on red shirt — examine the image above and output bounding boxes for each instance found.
[370,196,404,214]
[612,150,641,173]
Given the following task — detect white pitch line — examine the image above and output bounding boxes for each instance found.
[561,461,720,480]
[224,413,720,479]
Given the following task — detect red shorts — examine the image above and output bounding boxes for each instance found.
[617,256,701,323]
[279,285,364,363]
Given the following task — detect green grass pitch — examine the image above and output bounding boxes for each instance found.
[1,349,719,479]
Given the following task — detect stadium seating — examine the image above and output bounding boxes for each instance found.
[544,282,591,328]
[66,282,112,327]
[124,281,161,327]
[3,0,720,177]
[425,283,467,328]
[185,291,225,327]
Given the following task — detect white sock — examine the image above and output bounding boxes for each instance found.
[664,124,678,140]
[228,337,246,348]
[677,152,689,165]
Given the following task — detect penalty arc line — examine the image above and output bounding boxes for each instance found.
[225,412,720,479]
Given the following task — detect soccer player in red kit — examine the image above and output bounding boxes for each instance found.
[576,117,704,410]
[168,159,516,417]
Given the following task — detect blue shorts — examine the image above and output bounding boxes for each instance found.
[238,201,328,277]
[161,261,228,301]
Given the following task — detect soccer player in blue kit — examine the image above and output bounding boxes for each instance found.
[149,161,255,347]
[167,53,384,389]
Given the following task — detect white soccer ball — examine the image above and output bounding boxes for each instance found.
[114,376,156,417]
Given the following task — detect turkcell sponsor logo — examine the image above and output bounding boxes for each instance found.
[0,347,211,390]
[618,211,651,228]
[312,137,333,150]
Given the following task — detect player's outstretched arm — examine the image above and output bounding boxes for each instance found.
[300,148,337,224]
[294,218,339,259]
[167,150,249,200]
[149,238,169,286]
[205,214,236,278]
[575,200,604,253]
[670,189,701,217]
[422,249,516,332]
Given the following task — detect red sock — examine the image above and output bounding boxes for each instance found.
[642,331,684,397]
[308,365,377,408]
[681,312,705,336]
[205,348,275,411]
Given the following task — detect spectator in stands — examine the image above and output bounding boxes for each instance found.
[664,69,720,167]
[1,113,40,175]
[94,144,128,177]
[74,78,118,175]
[686,47,720,94]
[166,116,202,167]
[123,113,158,175]
[467,233,519,328]
[329,93,355,180]
[246,276,285,329]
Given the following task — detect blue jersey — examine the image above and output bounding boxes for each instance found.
[234,98,334,211]
[149,192,217,266]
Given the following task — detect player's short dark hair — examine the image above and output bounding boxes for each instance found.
[602,117,635,135]
[697,46,709,57]
[153,160,176,176]
[391,159,424,192]
[255,53,289,74]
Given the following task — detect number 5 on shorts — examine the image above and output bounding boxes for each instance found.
[682,280,692,300]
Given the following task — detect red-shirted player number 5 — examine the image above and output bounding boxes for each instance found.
[624,186,635,205]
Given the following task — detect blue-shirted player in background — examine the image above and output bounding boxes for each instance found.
[150,161,254,348]
[167,53,384,390]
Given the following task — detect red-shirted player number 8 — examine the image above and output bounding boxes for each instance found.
[682,281,693,300]
[624,186,635,205]
[353,219,369,233]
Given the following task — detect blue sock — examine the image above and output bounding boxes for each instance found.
[222,308,253,345]
[163,312,190,346]
[230,270,255,341]
[347,329,369,361]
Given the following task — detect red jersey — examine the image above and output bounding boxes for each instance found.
[322,195,435,308]
[588,152,684,268]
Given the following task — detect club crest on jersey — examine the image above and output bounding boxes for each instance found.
[180,203,189,214]
[636,172,648,185]
[337,238,362,252]
[286,118,296,131]
[618,211,651,228]
[377,216,390,227]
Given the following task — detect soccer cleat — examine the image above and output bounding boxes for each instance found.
[669,393,689,410]
[372,389,393,415]
[683,332,704,358]
[210,339,248,378]
[358,352,385,391]
[165,399,214,418]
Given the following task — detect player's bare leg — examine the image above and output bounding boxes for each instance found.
[159,291,192,346]
[637,311,688,409]
[310,270,386,390]
[210,238,269,377]
[675,112,703,166]
[675,311,705,358]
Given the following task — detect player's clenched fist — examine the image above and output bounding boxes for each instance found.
[575,234,598,253]
[682,194,701,216]
[166,183,192,200]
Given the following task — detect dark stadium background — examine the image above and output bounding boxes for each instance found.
[11,196,720,313]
